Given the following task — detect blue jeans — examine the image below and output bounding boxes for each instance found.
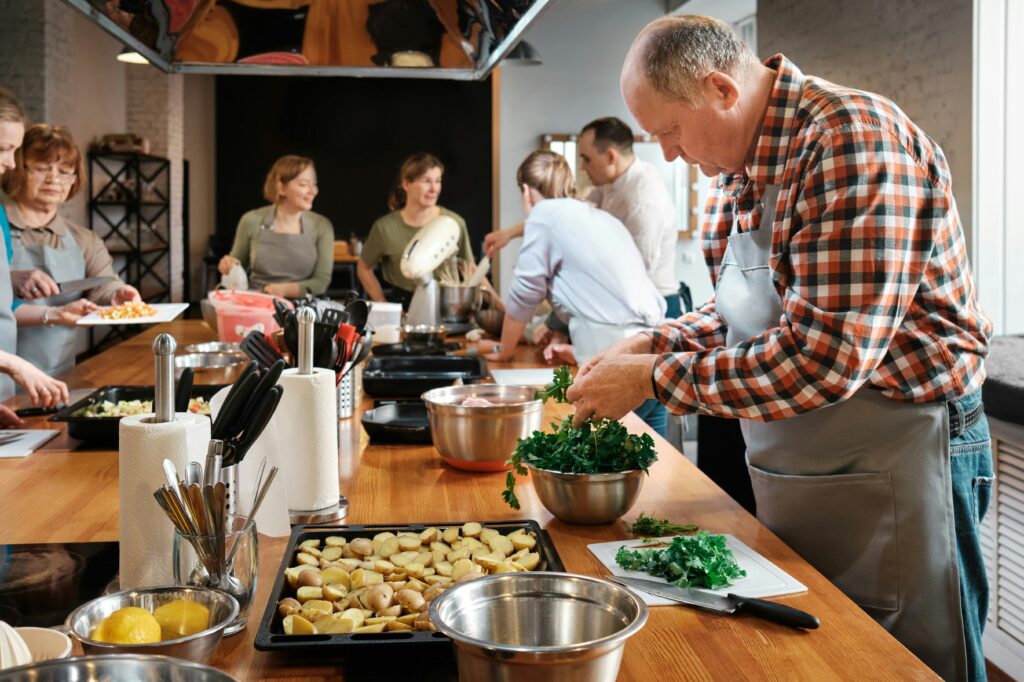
[949,390,993,682]
[635,398,667,438]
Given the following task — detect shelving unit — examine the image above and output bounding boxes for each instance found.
[86,151,172,353]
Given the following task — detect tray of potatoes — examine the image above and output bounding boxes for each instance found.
[254,520,565,651]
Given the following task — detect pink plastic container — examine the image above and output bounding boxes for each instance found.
[208,289,284,343]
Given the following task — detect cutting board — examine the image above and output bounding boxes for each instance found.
[490,368,555,386]
[0,430,60,458]
[588,534,807,606]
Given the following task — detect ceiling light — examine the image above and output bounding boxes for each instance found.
[116,47,149,65]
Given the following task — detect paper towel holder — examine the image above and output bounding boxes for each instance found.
[289,494,348,525]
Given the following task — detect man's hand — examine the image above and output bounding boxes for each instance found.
[218,255,241,275]
[11,270,59,300]
[111,285,142,305]
[54,299,100,325]
[577,333,654,379]
[542,342,576,366]
[566,354,658,427]
[483,224,524,259]
[0,405,25,428]
[7,356,69,408]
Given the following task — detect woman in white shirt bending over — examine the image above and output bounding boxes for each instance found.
[485,151,665,365]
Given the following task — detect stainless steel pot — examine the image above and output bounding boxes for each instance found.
[429,572,648,682]
[439,285,480,323]
[421,385,543,472]
[0,654,235,681]
[527,465,646,525]
[401,324,449,344]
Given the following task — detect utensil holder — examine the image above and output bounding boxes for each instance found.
[220,465,240,516]
[337,370,355,419]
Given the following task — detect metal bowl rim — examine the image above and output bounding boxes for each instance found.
[429,571,648,655]
[0,653,235,680]
[181,342,241,354]
[422,385,543,414]
[64,585,240,649]
[525,463,647,480]
[174,352,247,366]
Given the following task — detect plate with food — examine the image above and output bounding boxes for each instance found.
[76,302,190,326]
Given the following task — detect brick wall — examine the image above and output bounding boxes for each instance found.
[757,0,974,252]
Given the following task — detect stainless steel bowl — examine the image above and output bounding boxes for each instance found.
[401,324,449,344]
[528,465,646,525]
[64,586,239,664]
[181,342,241,355]
[430,572,648,682]
[474,307,504,337]
[174,352,248,385]
[439,285,480,323]
[422,385,543,472]
[0,654,236,681]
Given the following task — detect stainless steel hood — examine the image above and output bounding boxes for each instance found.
[62,0,553,79]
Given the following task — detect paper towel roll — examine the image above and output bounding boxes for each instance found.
[119,412,210,590]
[209,387,291,537]
[278,368,339,512]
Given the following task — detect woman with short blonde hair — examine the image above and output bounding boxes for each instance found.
[219,154,335,296]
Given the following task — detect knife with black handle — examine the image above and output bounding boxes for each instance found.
[727,593,820,629]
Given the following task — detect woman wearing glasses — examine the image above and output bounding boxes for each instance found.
[1,124,139,375]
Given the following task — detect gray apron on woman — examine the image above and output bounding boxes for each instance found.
[249,212,318,292]
[10,225,87,376]
[717,182,967,680]
[0,226,18,402]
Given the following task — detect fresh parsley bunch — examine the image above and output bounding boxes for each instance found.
[614,531,746,590]
[626,512,698,537]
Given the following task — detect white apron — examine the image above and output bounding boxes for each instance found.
[717,182,967,681]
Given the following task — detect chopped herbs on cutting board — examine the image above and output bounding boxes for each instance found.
[615,531,746,589]
[626,512,698,537]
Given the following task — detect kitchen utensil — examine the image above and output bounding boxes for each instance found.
[0,432,24,446]
[526,464,645,525]
[475,289,504,337]
[439,284,480,323]
[321,306,347,330]
[64,586,239,663]
[211,365,259,441]
[609,576,820,629]
[360,402,432,444]
[175,367,194,413]
[0,654,235,682]
[239,331,282,369]
[223,385,282,467]
[362,355,487,397]
[371,340,460,356]
[13,405,60,417]
[182,342,240,355]
[344,299,369,334]
[55,276,116,295]
[186,461,202,487]
[421,385,544,471]
[464,255,491,288]
[254,520,565,653]
[226,466,277,565]
[174,352,248,385]
[338,335,372,383]
[13,626,72,663]
[401,323,448,344]
[429,572,648,682]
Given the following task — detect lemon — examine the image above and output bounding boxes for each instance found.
[91,606,161,644]
[153,599,211,640]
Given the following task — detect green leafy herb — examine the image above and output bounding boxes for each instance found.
[614,531,746,590]
[533,365,573,403]
[626,512,698,537]
[502,415,658,510]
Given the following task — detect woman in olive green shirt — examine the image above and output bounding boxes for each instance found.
[218,155,334,297]
[358,153,473,304]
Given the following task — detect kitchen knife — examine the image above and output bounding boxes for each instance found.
[610,576,819,630]
[57,276,116,294]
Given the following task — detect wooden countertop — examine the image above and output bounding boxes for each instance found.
[0,320,937,680]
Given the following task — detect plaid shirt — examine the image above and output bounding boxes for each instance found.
[651,55,991,421]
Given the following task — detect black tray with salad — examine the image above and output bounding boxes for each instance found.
[50,384,223,443]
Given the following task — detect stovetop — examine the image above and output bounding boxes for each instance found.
[0,542,118,627]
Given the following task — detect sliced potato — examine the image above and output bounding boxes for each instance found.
[510,533,536,551]
[387,620,414,631]
[514,552,540,571]
[354,623,387,634]
[321,618,354,634]
[397,613,419,626]
[282,614,316,635]
[295,552,319,566]
[325,536,347,547]
[398,536,422,552]
[365,615,398,625]
[350,568,384,588]
[442,527,459,544]
[452,558,476,580]
[323,583,349,602]
[379,537,400,558]
[340,607,365,628]
[296,586,324,603]
[300,538,322,550]
[320,567,351,589]
[462,522,482,538]
[479,527,500,544]
[349,538,373,557]
[419,527,439,544]
[321,546,343,562]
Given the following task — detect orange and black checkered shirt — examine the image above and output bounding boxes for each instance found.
[651,55,991,421]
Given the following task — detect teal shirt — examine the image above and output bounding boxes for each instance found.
[0,206,20,311]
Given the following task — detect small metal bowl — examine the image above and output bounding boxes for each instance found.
[0,654,235,681]
[401,324,448,344]
[422,385,543,472]
[174,352,248,385]
[527,465,646,525]
[181,342,240,355]
[475,307,504,337]
[430,572,648,682]
[64,586,239,664]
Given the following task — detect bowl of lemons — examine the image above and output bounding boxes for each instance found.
[64,586,238,663]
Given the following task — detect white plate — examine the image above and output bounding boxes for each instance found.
[588,534,806,605]
[76,302,190,326]
[490,368,555,386]
[0,429,60,458]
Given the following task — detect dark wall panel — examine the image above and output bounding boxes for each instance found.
[214,75,492,257]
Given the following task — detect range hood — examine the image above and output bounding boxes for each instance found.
[62,0,553,80]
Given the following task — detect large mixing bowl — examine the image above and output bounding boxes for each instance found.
[421,385,543,472]
[528,465,646,525]
[430,572,648,682]
[439,285,480,323]
[0,654,235,681]
[64,586,239,664]
[174,352,248,385]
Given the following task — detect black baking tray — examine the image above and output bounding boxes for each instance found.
[254,520,564,653]
[361,402,432,444]
[371,341,461,357]
[49,384,224,443]
[362,356,488,398]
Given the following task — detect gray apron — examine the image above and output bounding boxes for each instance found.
[0,210,18,401]
[10,225,87,376]
[249,211,318,292]
[717,182,967,680]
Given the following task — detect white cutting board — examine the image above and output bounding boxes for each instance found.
[0,430,60,458]
[77,302,189,326]
[490,368,555,386]
[588,534,806,606]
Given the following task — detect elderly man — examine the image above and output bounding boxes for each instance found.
[568,15,992,682]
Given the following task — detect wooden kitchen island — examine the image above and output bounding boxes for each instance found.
[0,320,937,680]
